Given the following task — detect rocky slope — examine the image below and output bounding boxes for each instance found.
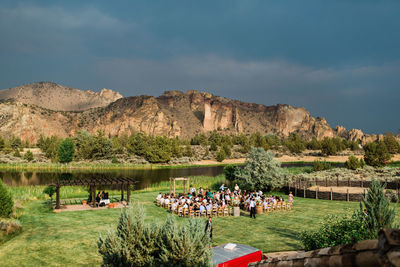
[0,82,122,111]
[0,83,383,143]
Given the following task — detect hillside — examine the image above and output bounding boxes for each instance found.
[0,82,122,111]
[0,83,381,143]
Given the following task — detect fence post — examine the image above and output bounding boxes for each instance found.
[363,189,366,199]
[361,179,363,188]
[330,187,333,200]
[316,187,318,199]
[347,189,349,202]
[304,186,306,198]
[337,177,339,187]
[348,178,350,187]
[325,177,328,187]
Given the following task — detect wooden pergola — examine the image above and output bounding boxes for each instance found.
[169,177,190,196]
[48,177,138,209]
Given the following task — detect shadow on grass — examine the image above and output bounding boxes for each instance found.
[266,226,303,251]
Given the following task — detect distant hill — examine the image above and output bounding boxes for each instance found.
[0,82,381,143]
[0,82,122,111]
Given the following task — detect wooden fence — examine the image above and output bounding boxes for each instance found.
[285,178,400,202]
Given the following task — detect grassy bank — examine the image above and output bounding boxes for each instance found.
[1,191,399,266]
[0,162,238,171]
[9,175,227,201]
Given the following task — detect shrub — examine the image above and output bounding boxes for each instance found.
[13,149,21,158]
[321,138,337,156]
[383,132,400,154]
[223,165,240,183]
[111,156,119,164]
[358,179,396,239]
[344,156,363,170]
[43,186,56,201]
[283,133,305,154]
[299,214,368,251]
[24,150,34,162]
[234,147,288,191]
[313,160,332,171]
[364,141,392,167]
[0,180,13,218]
[215,149,226,162]
[98,204,212,267]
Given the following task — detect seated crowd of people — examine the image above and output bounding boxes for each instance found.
[155,183,294,217]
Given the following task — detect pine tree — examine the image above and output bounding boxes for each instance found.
[359,179,396,238]
[58,138,75,163]
[98,205,160,266]
[158,216,212,266]
[24,150,34,162]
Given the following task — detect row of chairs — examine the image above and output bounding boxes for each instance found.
[157,201,232,217]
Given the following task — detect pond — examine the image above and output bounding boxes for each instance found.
[0,162,344,189]
[0,166,225,189]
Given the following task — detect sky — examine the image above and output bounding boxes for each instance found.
[0,0,399,134]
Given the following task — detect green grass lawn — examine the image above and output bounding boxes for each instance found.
[1,191,399,267]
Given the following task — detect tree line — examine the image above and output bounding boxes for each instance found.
[0,130,399,164]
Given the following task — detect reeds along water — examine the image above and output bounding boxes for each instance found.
[8,175,226,201]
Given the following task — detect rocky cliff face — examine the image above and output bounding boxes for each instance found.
[0,82,122,111]
[0,83,381,143]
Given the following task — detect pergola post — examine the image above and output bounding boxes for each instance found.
[127,184,131,204]
[170,177,172,195]
[92,185,97,206]
[173,179,176,196]
[55,185,61,209]
[121,185,124,202]
[187,178,190,194]
[183,179,186,194]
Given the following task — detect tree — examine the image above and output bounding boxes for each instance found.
[250,132,269,151]
[364,141,392,167]
[224,165,240,183]
[307,137,322,150]
[321,137,337,156]
[98,204,212,267]
[145,136,172,163]
[98,205,161,266]
[183,143,193,157]
[58,138,75,163]
[215,149,226,162]
[43,186,56,201]
[283,133,305,154]
[0,180,14,218]
[221,143,231,158]
[359,179,396,238]
[24,150,34,162]
[13,149,21,158]
[158,216,212,266]
[383,132,400,154]
[234,147,288,191]
[313,160,332,171]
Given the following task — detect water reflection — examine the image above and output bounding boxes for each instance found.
[0,166,225,189]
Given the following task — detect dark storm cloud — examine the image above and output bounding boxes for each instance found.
[0,0,399,134]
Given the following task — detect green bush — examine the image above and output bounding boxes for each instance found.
[98,204,212,266]
[383,132,400,154]
[111,156,119,164]
[223,165,240,183]
[283,133,305,154]
[13,149,21,158]
[0,181,14,218]
[24,150,34,162]
[216,149,226,162]
[299,214,368,251]
[344,156,363,170]
[313,160,332,171]
[364,141,392,167]
[43,186,56,201]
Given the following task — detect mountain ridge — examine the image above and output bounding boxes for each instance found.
[0,82,385,143]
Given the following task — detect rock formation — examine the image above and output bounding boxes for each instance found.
[0,82,122,111]
[0,82,384,143]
